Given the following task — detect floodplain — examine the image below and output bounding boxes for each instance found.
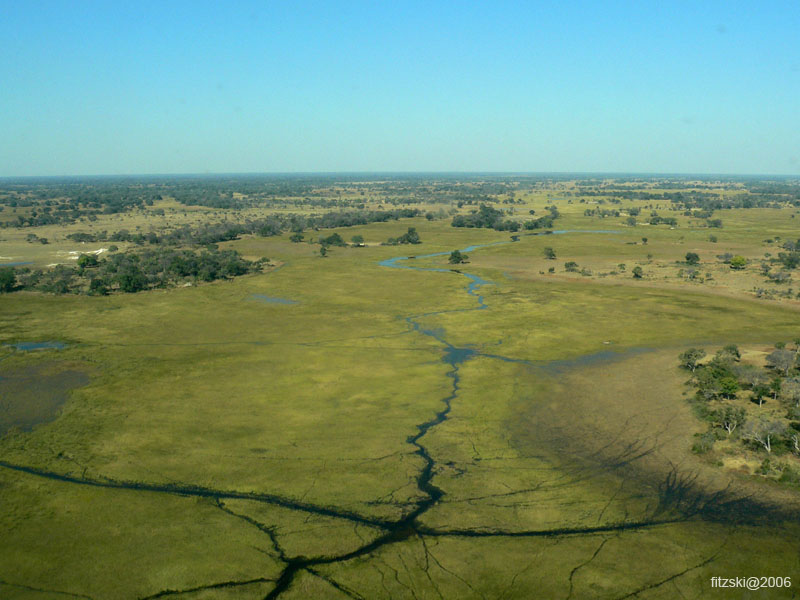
[1,175,800,598]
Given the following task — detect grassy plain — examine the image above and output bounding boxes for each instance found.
[1,184,800,598]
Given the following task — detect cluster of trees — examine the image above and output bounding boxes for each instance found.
[716,253,748,270]
[60,208,423,250]
[451,204,521,231]
[385,227,421,245]
[522,207,559,230]
[648,214,678,227]
[583,207,620,218]
[450,203,560,233]
[448,250,468,264]
[0,181,162,227]
[680,342,800,468]
[0,248,263,295]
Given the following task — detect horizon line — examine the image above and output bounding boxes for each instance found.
[1,170,799,181]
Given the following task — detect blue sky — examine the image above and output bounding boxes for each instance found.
[1,1,798,176]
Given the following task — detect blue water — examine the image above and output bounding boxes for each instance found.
[8,341,66,351]
[250,293,298,305]
[379,230,627,364]
[0,262,33,267]
[542,347,650,373]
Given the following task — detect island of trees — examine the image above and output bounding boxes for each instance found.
[680,341,800,484]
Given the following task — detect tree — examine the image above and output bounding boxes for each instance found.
[719,376,740,399]
[0,267,16,293]
[751,382,770,406]
[729,255,747,270]
[77,254,99,269]
[319,246,328,257]
[735,363,767,389]
[780,377,800,407]
[632,266,643,279]
[543,247,556,260]
[769,377,782,402]
[742,417,785,453]
[351,235,364,246]
[396,227,421,245]
[289,232,304,243]
[716,406,745,435]
[626,216,637,226]
[89,277,109,296]
[766,348,796,376]
[117,265,147,293]
[719,344,741,361]
[448,250,467,264]
[641,237,648,244]
[679,348,706,372]
[685,252,700,265]
[320,233,346,247]
[694,368,723,400]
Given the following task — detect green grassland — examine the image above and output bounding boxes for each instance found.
[2,182,800,598]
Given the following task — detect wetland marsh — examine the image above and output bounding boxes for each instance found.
[1,175,800,598]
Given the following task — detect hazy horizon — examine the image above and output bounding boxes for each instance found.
[2,1,798,177]
[2,170,799,182]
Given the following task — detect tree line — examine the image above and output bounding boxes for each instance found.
[0,247,263,296]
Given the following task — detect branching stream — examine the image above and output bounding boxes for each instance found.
[1,234,779,599]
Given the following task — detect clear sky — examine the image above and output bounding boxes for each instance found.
[1,1,798,176]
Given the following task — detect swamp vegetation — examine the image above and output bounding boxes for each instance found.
[1,175,800,598]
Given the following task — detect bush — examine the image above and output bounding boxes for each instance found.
[730,255,747,270]
[692,431,716,454]
[0,267,16,293]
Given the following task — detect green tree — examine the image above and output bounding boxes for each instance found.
[751,382,770,406]
[448,250,467,264]
[398,227,420,244]
[718,344,741,361]
[89,277,109,296]
[77,254,99,269]
[730,255,747,270]
[632,266,643,279]
[0,267,16,293]
[543,247,556,259]
[685,252,700,265]
[117,265,147,293]
[716,406,746,435]
[320,232,346,247]
[679,348,706,372]
[319,246,328,257]
[351,235,364,246]
[289,232,304,243]
[719,377,740,399]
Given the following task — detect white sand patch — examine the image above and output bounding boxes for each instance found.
[63,248,108,257]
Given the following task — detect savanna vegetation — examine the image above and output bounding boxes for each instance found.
[2,174,800,599]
